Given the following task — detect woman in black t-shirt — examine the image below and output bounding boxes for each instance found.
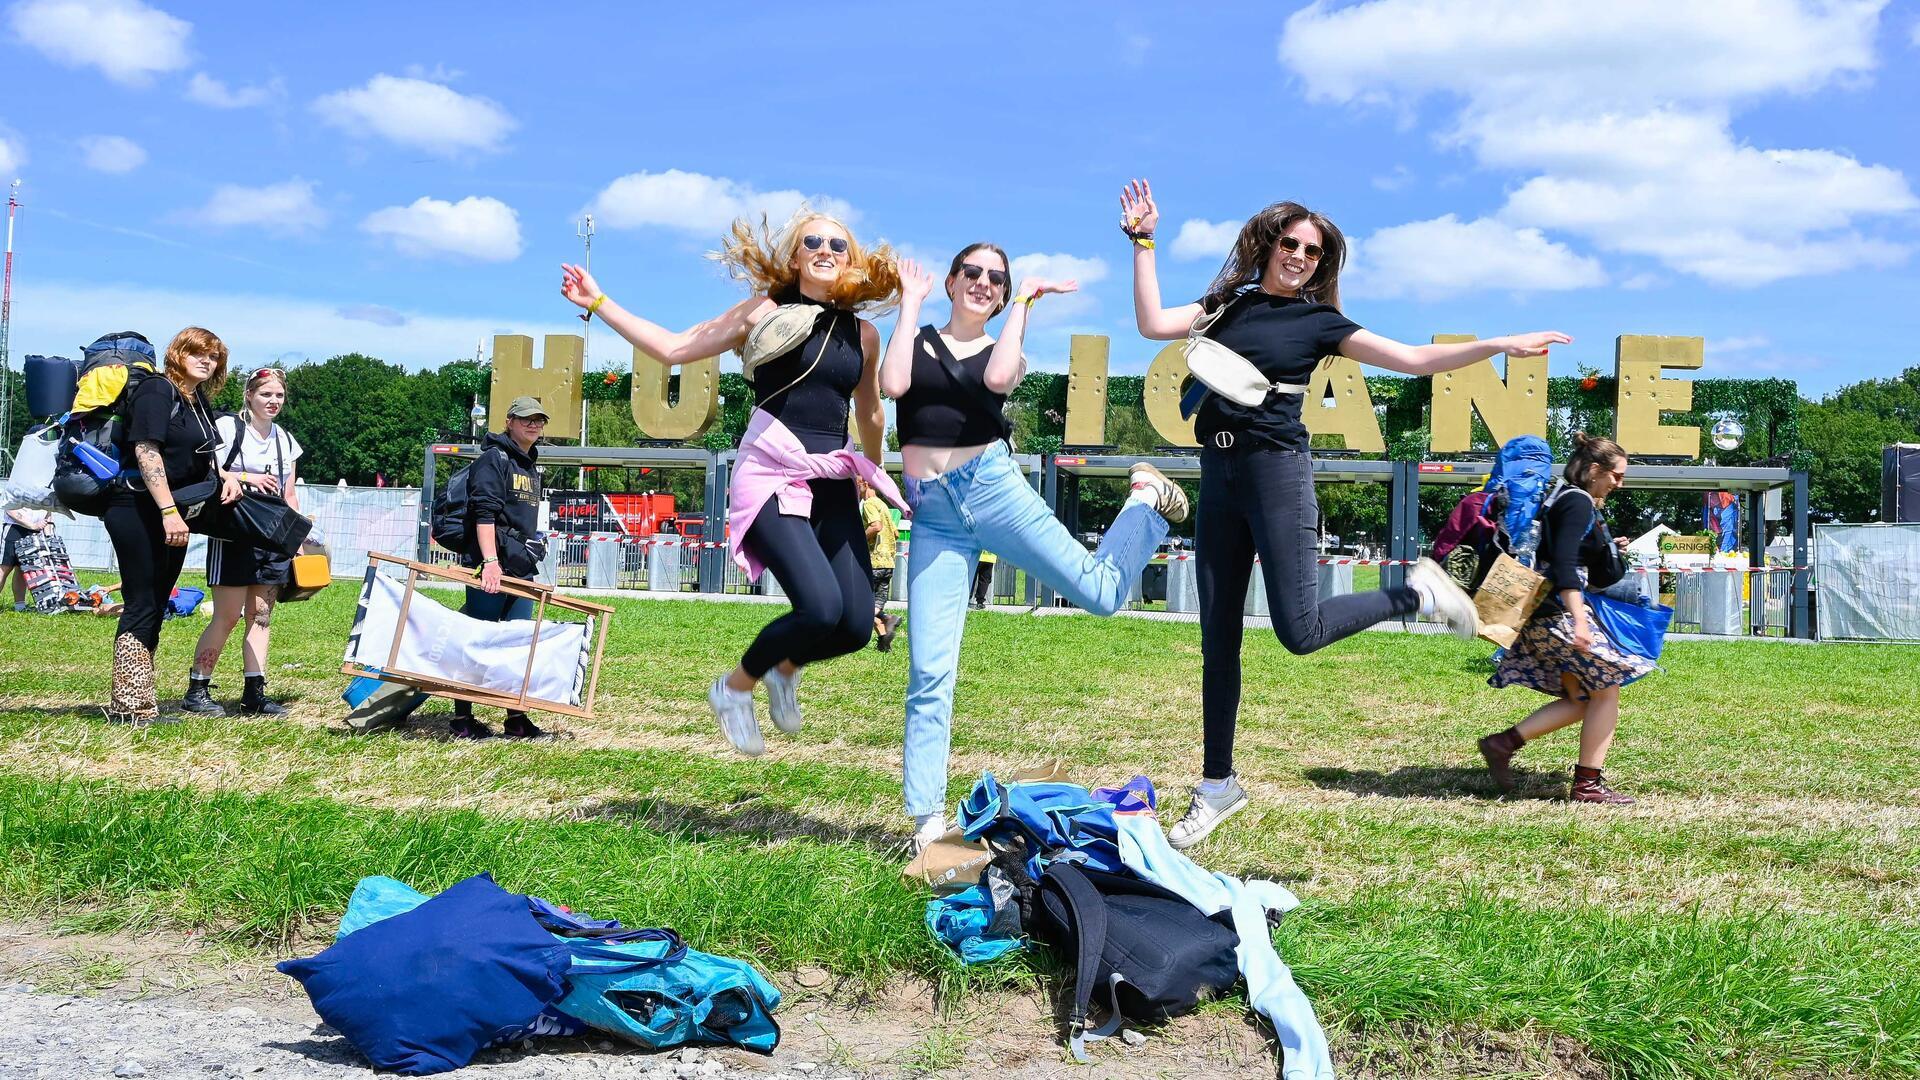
[104,326,241,724]
[1120,179,1571,848]
[1480,433,1650,804]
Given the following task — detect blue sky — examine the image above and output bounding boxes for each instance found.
[4,0,1918,398]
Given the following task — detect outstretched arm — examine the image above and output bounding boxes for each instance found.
[1338,330,1572,376]
[984,277,1078,393]
[561,263,767,365]
[1122,179,1204,340]
[879,259,934,399]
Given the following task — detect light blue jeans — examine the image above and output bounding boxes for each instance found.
[903,443,1168,816]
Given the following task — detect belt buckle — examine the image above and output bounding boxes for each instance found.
[1212,431,1235,449]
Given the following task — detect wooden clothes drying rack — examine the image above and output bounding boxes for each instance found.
[342,553,614,720]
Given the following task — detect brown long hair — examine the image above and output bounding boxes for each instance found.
[709,205,901,313]
[1565,431,1626,495]
[945,242,1012,317]
[1202,201,1347,312]
[163,326,229,397]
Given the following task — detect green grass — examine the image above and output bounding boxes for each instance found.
[1,576,1916,1077]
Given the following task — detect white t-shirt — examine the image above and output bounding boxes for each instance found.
[215,415,304,485]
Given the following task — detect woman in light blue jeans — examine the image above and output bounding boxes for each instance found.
[881,244,1190,851]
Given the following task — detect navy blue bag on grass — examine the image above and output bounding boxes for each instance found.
[277,873,569,1076]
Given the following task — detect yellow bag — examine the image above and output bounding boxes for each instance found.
[281,546,332,603]
[1473,554,1552,649]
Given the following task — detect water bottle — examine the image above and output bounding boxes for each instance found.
[1509,519,1542,569]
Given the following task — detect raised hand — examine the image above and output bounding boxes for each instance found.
[1119,178,1159,236]
[1018,278,1080,302]
[1498,331,1573,358]
[560,263,603,310]
[899,258,934,306]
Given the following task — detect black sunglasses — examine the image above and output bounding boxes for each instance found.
[801,234,849,255]
[1277,235,1324,261]
[957,264,1009,289]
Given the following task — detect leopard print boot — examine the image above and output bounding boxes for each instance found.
[106,633,162,724]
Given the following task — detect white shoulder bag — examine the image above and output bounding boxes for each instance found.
[1178,294,1311,414]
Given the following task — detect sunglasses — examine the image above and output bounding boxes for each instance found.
[1277,235,1324,261]
[956,264,1009,289]
[800,234,849,255]
[247,368,284,383]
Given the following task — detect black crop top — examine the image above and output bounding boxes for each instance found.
[751,288,865,455]
[895,327,1011,448]
[1192,290,1361,453]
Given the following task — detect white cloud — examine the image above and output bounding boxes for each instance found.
[1278,0,1915,287]
[8,0,190,86]
[77,134,144,173]
[1169,218,1241,261]
[588,169,857,234]
[361,195,522,262]
[1348,214,1606,301]
[13,278,583,372]
[186,72,284,108]
[0,129,24,174]
[1008,252,1109,323]
[311,75,515,157]
[175,179,325,234]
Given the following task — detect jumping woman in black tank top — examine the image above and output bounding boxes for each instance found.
[1119,178,1572,850]
[561,208,901,756]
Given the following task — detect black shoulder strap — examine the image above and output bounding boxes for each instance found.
[222,416,245,471]
[1040,862,1109,1062]
[923,328,1013,445]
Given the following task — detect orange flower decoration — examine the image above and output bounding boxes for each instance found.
[1580,375,1599,391]
[603,372,619,385]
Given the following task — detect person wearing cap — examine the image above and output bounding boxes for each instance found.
[450,396,550,739]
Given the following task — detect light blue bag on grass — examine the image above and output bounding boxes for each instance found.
[551,933,784,1054]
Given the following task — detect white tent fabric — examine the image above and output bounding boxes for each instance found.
[346,570,591,705]
[1815,524,1920,643]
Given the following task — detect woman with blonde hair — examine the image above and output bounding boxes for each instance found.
[1479,432,1649,804]
[103,327,240,724]
[1120,179,1572,847]
[560,206,905,755]
[181,367,304,717]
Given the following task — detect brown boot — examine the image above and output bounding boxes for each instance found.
[1570,764,1634,805]
[1477,726,1526,793]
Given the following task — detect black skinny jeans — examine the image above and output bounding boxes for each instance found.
[1197,445,1419,780]
[103,493,188,652]
[739,477,874,678]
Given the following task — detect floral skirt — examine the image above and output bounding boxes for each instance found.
[1489,596,1656,696]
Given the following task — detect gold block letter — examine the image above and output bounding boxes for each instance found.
[1614,336,1702,458]
[1430,334,1548,453]
[490,334,582,441]
[629,348,718,441]
[1305,357,1385,453]
[1143,342,1199,448]
[1064,334,1109,447]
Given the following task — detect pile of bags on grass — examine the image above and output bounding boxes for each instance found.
[914,769,1336,1080]
[278,873,780,1075]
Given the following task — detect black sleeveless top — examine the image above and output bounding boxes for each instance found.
[752,287,865,454]
[895,326,1011,448]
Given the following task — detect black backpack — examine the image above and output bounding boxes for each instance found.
[429,460,479,556]
[1009,858,1241,1060]
[51,332,165,516]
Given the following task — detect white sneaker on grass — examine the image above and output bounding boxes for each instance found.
[1408,556,1481,641]
[762,665,803,734]
[912,813,948,855]
[1167,776,1249,850]
[709,675,764,757]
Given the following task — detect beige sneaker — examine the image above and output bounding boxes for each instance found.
[1408,557,1480,640]
[1129,462,1191,524]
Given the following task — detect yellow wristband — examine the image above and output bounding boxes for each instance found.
[160,506,180,517]
[1014,293,1037,308]
[1132,236,1155,250]
[586,293,608,316]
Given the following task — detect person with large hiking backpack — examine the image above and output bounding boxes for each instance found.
[1479,433,1653,804]
[1120,179,1572,848]
[100,328,241,724]
[430,395,551,739]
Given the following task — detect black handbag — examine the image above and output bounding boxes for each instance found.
[201,489,312,557]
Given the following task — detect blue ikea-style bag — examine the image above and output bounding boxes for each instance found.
[277,873,569,1075]
[958,772,1123,878]
[1586,591,1673,666]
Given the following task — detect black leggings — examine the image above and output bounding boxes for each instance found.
[103,494,188,652]
[739,478,874,678]
[1197,445,1419,779]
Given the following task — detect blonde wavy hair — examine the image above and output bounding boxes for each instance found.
[709,205,900,313]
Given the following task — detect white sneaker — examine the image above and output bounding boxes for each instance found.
[1128,462,1190,524]
[709,676,764,757]
[912,814,948,854]
[762,665,804,734]
[1167,776,1249,850]
[1408,556,1480,640]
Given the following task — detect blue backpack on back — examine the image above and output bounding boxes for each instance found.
[1487,435,1556,566]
